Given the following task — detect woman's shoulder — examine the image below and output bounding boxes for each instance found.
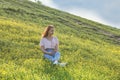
[41,37,46,39]
[41,37,46,41]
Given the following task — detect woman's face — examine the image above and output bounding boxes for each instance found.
[48,28,54,35]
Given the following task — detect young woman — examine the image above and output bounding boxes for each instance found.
[40,25,60,65]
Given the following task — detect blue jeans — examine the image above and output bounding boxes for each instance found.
[44,49,60,62]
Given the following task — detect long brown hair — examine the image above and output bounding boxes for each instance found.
[42,25,54,38]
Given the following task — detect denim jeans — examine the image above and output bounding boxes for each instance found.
[44,49,60,62]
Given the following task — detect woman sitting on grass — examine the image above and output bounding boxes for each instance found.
[40,25,61,65]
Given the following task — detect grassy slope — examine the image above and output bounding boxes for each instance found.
[0,0,120,80]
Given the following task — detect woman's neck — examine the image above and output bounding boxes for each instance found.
[46,35,53,39]
[47,34,53,38]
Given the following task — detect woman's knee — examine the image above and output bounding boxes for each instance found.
[56,51,60,54]
[55,52,60,57]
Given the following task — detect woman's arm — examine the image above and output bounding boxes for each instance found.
[54,44,59,52]
[54,37,59,52]
[50,44,58,54]
[40,46,52,55]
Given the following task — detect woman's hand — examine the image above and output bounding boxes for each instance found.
[51,51,56,54]
[47,52,53,55]
[46,52,54,55]
[47,51,56,55]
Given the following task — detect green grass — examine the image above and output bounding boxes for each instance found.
[0,0,120,80]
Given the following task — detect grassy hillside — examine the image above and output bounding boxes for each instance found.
[0,0,120,80]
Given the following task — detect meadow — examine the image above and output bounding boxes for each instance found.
[0,0,120,80]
